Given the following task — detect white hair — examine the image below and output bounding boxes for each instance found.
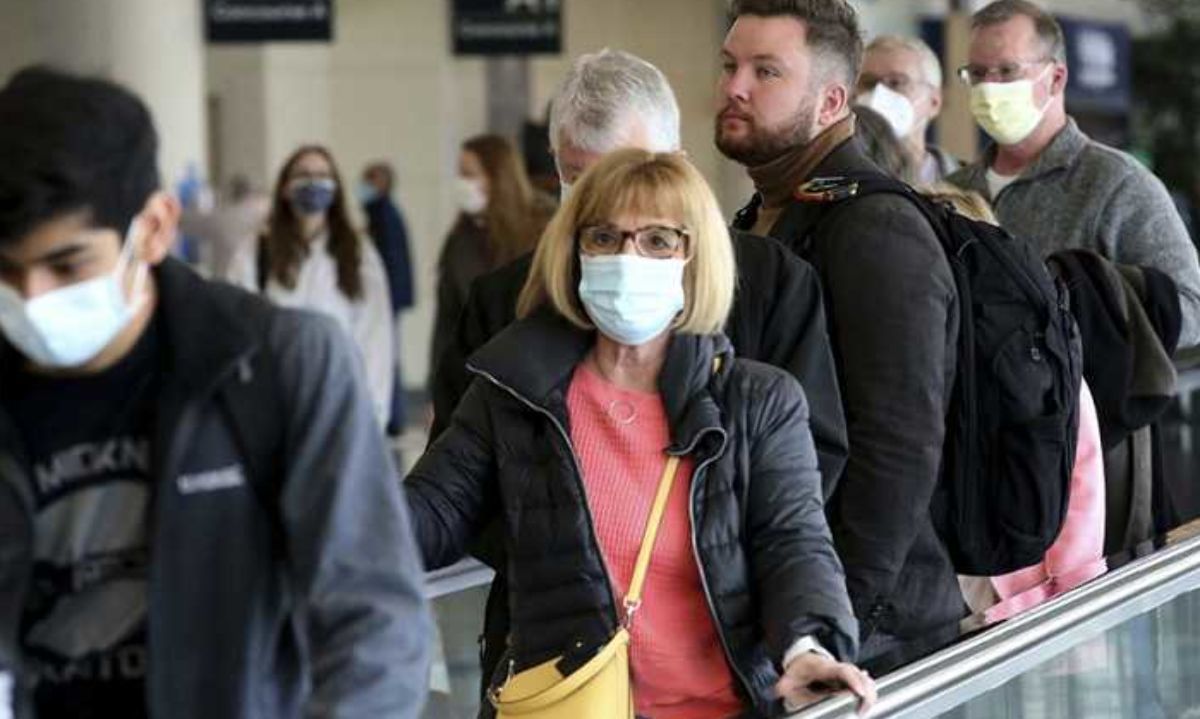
[548,49,681,154]
[866,35,944,88]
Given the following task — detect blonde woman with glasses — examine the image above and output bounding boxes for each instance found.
[405,149,874,718]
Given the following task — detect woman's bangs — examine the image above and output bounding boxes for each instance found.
[578,165,688,228]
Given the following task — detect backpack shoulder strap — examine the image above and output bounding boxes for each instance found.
[772,173,928,259]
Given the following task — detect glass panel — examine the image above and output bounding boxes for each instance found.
[423,584,488,719]
[940,586,1200,718]
[409,368,1200,716]
[857,398,1200,677]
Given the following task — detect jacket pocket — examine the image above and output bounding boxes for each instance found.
[994,412,1069,545]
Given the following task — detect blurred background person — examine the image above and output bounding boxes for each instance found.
[227,145,393,425]
[429,134,552,381]
[853,104,919,184]
[179,173,269,279]
[359,160,415,436]
[522,109,561,199]
[858,35,960,185]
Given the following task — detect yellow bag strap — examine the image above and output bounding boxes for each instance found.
[622,454,682,626]
[623,354,721,623]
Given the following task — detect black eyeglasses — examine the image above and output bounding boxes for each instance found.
[577,224,691,260]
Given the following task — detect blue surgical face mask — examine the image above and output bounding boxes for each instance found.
[0,219,149,368]
[289,178,337,215]
[578,254,686,346]
[356,180,381,205]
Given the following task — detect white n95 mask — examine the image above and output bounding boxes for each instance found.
[454,177,488,215]
[0,220,148,368]
[857,83,916,138]
[578,254,685,346]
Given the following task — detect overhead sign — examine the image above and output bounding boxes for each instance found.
[1059,16,1131,113]
[453,0,562,56]
[206,0,334,43]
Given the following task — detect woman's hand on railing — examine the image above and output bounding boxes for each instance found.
[776,653,877,717]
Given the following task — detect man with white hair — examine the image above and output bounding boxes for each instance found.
[430,48,848,487]
[548,50,681,194]
[857,34,960,184]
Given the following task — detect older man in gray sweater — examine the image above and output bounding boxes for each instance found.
[949,0,1200,347]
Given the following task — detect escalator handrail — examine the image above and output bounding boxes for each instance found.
[790,521,1200,718]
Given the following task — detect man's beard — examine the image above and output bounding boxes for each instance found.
[715,100,818,167]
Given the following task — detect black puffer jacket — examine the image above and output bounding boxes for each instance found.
[406,314,858,717]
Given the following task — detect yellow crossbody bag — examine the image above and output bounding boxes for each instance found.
[488,454,683,718]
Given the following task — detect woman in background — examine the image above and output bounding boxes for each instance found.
[429,134,552,377]
[228,145,393,425]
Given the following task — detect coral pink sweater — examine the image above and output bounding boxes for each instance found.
[567,365,742,719]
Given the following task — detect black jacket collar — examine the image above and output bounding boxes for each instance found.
[153,258,260,395]
[466,312,731,454]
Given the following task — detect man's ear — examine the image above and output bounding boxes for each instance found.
[1051,63,1069,97]
[817,80,850,129]
[134,191,181,266]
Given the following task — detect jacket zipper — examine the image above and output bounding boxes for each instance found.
[684,434,757,703]
[469,364,757,699]
[466,367,622,648]
[157,360,247,481]
[147,358,249,696]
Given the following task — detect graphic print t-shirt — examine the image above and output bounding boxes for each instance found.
[2,319,160,719]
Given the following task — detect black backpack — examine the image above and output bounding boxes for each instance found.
[744,173,1084,575]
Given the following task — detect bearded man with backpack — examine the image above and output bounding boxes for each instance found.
[717,0,1081,671]
[0,68,431,718]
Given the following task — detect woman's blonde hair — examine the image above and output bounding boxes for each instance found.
[517,149,735,336]
[921,182,999,225]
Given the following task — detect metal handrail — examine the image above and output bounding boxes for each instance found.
[424,557,495,599]
[791,522,1200,718]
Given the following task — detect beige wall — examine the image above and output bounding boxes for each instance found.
[207,48,269,187]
